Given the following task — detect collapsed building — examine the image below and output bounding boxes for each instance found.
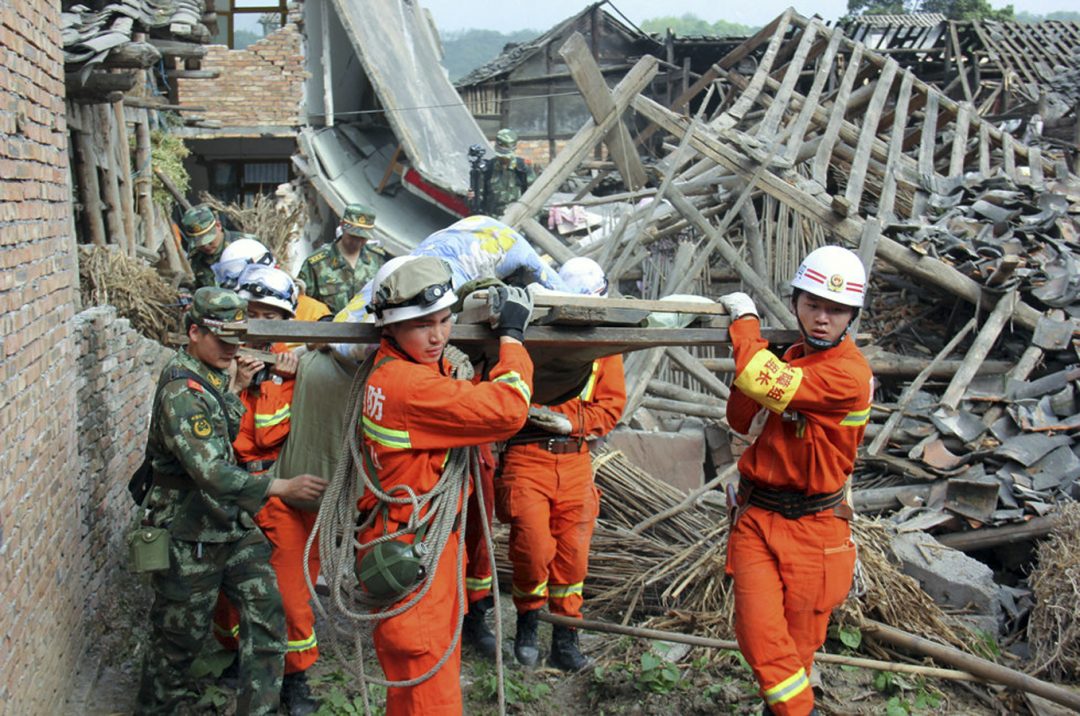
[2,0,1080,712]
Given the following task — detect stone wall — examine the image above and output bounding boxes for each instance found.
[73,307,172,621]
[0,1,81,711]
[177,24,306,128]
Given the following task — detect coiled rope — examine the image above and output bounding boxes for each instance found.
[303,345,507,715]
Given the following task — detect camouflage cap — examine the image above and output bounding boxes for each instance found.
[495,128,518,156]
[189,287,247,344]
[341,203,376,237]
[181,204,219,247]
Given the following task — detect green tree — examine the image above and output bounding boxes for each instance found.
[1016,10,1080,22]
[846,0,1014,21]
[441,28,540,82]
[641,14,758,37]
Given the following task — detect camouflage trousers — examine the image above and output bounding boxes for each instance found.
[135,529,286,715]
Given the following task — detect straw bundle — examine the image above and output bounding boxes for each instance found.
[78,245,180,342]
[201,192,303,263]
[1027,502,1080,679]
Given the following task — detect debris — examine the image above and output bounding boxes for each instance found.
[1027,503,1080,680]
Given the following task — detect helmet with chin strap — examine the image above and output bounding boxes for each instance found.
[368,255,457,327]
[236,265,297,318]
[790,245,866,350]
[213,238,275,289]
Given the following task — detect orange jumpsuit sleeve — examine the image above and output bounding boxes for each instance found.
[549,354,626,438]
[727,317,866,417]
[403,341,534,449]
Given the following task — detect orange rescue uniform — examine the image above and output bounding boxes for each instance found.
[724,317,872,716]
[497,355,625,619]
[464,443,497,604]
[359,339,533,716]
[214,344,321,674]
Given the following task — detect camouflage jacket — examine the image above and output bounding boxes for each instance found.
[481,156,536,218]
[187,230,257,289]
[297,240,383,314]
[146,349,272,542]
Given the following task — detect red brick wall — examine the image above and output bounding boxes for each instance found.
[177,24,306,127]
[0,1,82,711]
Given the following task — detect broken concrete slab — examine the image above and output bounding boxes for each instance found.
[890,532,1003,636]
[606,426,705,494]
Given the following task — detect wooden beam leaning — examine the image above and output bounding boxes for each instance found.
[559,32,647,191]
[632,95,1045,331]
[500,55,658,228]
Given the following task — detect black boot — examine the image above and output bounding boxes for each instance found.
[761,703,817,715]
[463,596,498,658]
[514,610,540,666]
[548,624,589,671]
[281,671,319,716]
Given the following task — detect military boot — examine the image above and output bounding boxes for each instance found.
[281,671,319,716]
[462,596,498,658]
[761,704,817,715]
[548,624,589,671]
[514,609,540,666]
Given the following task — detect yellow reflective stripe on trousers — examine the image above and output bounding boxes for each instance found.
[287,630,317,652]
[213,622,240,638]
[548,582,584,598]
[362,415,412,449]
[254,404,290,428]
[493,370,532,404]
[733,348,803,413]
[466,576,492,591]
[840,407,871,426]
[578,361,600,401]
[512,580,548,599]
[764,667,809,705]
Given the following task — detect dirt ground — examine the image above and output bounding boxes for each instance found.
[66,567,1038,716]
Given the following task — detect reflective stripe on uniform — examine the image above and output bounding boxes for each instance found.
[733,348,804,413]
[578,361,600,402]
[764,667,809,705]
[214,622,240,638]
[254,404,290,429]
[287,630,317,653]
[548,582,583,598]
[840,407,871,426]
[362,415,412,449]
[466,576,492,592]
[493,370,532,405]
[512,580,548,599]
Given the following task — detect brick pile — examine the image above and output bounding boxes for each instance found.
[0,1,81,711]
[178,24,306,128]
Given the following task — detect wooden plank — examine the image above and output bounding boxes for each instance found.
[759,23,818,139]
[812,45,863,187]
[559,32,647,191]
[844,58,898,212]
[783,27,844,163]
[715,10,793,131]
[72,105,106,246]
[518,216,577,265]
[112,100,137,256]
[1028,146,1045,188]
[977,121,991,176]
[912,90,939,217]
[939,291,1018,412]
[1002,130,1017,180]
[948,21,974,103]
[878,69,914,220]
[95,104,128,252]
[500,55,658,227]
[948,103,971,177]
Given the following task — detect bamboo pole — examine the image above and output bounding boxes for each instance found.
[96,104,128,251]
[134,109,155,248]
[112,100,137,256]
[540,613,980,682]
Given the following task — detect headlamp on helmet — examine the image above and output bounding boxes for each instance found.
[368,256,458,327]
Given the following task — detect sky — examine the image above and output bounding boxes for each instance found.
[421,0,1076,33]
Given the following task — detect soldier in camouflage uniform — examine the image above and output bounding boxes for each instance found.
[182,204,262,290]
[297,203,385,314]
[136,287,327,716]
[471,128,537,219]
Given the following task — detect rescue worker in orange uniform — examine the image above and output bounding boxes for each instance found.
[211,265,322,715]
[357,255,535,715]
[461,442,499,657]
[497,257,626,671]
[719,246,873,716]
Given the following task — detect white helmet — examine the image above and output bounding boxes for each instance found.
[212,237,275,288]
[558,257,608,296]
[368,255,457,327]
[236,264,297,318]
[791,245,866,308]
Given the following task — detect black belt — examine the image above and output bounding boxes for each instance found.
[738,478,850,520]
[241,459,275,473]
[506,436,585,454]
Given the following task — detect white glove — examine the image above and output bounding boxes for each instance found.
[528,406,574,435]
[719,292,759,320]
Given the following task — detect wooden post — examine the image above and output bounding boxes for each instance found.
[321,0,334,127]
[96,104,127,251]
[134,110,155,247]
[939,291,1017,412]
[113,100,137,256]
[71,104,107,246]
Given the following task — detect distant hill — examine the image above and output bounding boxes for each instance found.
[440,28,540,82]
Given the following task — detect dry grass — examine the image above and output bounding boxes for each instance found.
[78,245,181,342]
[1027,502,1080,679]
[200,191,303,264]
